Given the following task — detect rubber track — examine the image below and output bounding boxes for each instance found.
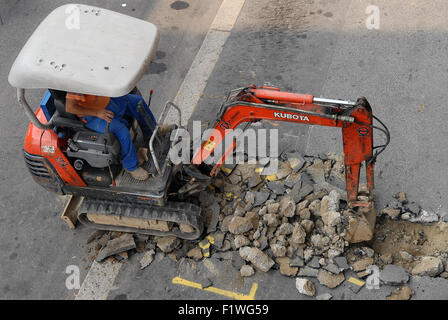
[78,198,204,240]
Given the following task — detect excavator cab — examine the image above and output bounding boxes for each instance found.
[8,4,206,239]
[8,3,170,185]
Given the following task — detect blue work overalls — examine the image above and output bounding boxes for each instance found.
[81,94,156,172]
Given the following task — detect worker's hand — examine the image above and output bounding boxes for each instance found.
[96,109,114,123]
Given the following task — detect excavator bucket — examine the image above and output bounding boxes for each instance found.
[344,185,377,243]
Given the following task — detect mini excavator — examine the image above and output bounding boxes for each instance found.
[8,4,389,242]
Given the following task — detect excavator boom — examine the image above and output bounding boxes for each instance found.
[192,86,387,208]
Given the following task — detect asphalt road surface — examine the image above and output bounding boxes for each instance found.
[0,0,447,300]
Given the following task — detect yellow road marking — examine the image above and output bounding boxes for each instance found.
[199,242,210,250]
[348,277,365,287]
[206,235,215,244]
[199,235,215,250]
[221,166,232,174]
[172,277,258,300]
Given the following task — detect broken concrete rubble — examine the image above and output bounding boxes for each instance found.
[411,256,444,277]
[271,243,287,258]
[381,207,401,219]
[240,265,255,277]
[266,181,286,195]
[280,196,296,218]
[83,151,448,300]
[253,192,270,207]
[285,152,306,173]
[380,265,409,285]
[156,236,180,253]
[307,256,321,269]
[317,269,345,289]
[321,210,341,227]
[290,256,304,268]
[96,233,136,262]
[333,256,350,271]
[386,286,413,300]
[139,249,155,269]
[289,223,307,248]
[382,193,442,224]
[87,230,107,244]
[187,247,203,261]
[206,202,220,233]
[297,266,319,277]
[344,210,375,243]
[323,263,341,275]
[239,246,275,272]
[351,257,374,272]
[394,192,407,204]
[296,278,315,296]
[410,210,439,224]
[277,257,298,276]
[228,216,253,235]
[316,293,332,300]
[234,235,250,249]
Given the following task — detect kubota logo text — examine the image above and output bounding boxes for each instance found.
[273,112,310,121]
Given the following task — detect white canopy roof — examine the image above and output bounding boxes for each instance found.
[8,4,159,97]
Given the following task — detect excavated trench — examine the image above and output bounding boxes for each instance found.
[372,218,448,269]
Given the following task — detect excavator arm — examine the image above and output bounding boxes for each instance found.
[192,86,387,208]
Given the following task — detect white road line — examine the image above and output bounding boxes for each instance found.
[74,0,246,300]
[75,260,123,300]
[170,0,246,126]
[211,0,246,32]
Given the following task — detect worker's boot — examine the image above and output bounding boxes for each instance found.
[137,147,149,165]
[158,124,175,135]
[127,167,149,181]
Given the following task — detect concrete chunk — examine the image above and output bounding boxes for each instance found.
[254,192,270,207]
[96,233,136,262]
[156,236,180,253]
[316,293,332,300]
[240,265,255,277]
[277,257,298,277]
[297,266,319,277]
[239,247,274,272]
[411,256,444,277]
[334,256,350,271]
[296,278,315,296]
[380,265,409,285]
[228,216,253,234]
[317,269,345,288]
[139,249,155,269]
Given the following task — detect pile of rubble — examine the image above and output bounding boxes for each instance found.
[381,191,447,223]
[199,153,353,277]
[86,152,448,299]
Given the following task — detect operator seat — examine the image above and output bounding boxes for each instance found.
[48,89,92,131]
[47,89,121,168]
[48,89,77,120]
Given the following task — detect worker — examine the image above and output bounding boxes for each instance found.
[65,93,154,181]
